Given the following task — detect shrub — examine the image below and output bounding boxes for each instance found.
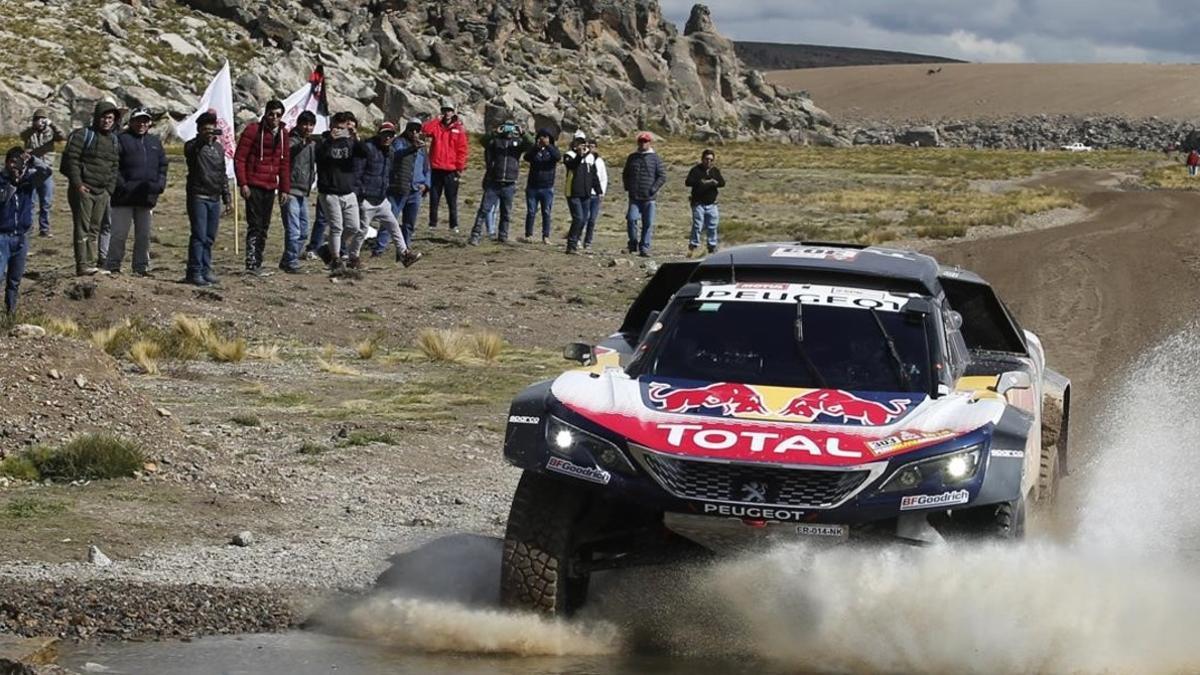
[28,434,146,481]
[341,431,397,447]
[3,497,66,519]
[0,455,40,481]
[297,442,330,455]
[231,413,261,427]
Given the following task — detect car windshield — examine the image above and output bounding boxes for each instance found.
[638,297,932,393]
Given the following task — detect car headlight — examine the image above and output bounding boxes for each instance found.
[545,415,637,475]
[878,445,983,493]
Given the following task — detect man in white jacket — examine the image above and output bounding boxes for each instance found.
[567,132,607,251]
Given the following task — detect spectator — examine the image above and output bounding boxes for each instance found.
[106,109,167,276]
[233,100,291,274]
[562,132,602,255]
[20,109,65,237]
[281,110,318,273]
[183,112,231,287]
[61,100,121,277]
[621,131,666,257]
[0,148,52,313]
[356,121,421,267]
[422,99,468,232]
[315,111,366,272]
[468,119,532,246]
[684,148,726,256]
[584,137,608,251]
[378,119,430,254]
[523,128,560,244]
[1186,149,1199,177]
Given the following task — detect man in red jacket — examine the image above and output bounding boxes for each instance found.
[421,99,468,232]
[234,100,291,274]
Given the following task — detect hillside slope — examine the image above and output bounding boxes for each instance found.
[769,63,1200,122]
[736,41,961,71]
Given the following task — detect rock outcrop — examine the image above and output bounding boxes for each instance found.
[0,0,843,144]
[852,115,1193,150]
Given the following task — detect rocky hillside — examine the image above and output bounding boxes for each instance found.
[735,42,962,71]
[0,0,842,144]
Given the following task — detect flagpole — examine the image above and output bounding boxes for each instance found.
[233,188,240,256]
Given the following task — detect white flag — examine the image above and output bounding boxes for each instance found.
[280,65,330,135]
[175,61,236,178]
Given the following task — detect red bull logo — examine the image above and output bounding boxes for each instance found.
[780,390,910,425]
[647,382,769,415]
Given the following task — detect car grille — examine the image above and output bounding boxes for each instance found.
[636,450,870,509]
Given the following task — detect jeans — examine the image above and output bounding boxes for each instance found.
[584,195,602,246]
[68,187,107,274]
[689,203,720,249]
[0,231,28,313]
[626,199,656,254]
[34,176,52,235]
[244,186,275,269]
[429,169,460,229]
[361,197,408,254]
[307,198,326,253]
[280,195,309,270]
[186,196,221,282]
[320,193,361,260]
[524,187,554,238]
[380,191,422,253]
[566,197,589,250]
[471,182,516,241]
[107,206,153,273]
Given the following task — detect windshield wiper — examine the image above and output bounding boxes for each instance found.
[869,308,912,391]
[795,300,828,388]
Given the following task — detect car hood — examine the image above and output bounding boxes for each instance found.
[550,370,1007,467]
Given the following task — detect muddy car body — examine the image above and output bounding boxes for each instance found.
[500,243,1072,614]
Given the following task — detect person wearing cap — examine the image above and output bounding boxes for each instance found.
[279,110,318,273]
[183,111,231,287]
[622,131,666,257]
[234,99,291,274]
[0,147,52,314]
[356,121,422,268]
[522,128,560,244]
[562,131,604,254]
[468,119,533,246]
[20,109,65,237]
[105,108,167,276]
[583,137,608,251]
[422,99,469,232]
[61,100,121,276]
[380,119,431,254]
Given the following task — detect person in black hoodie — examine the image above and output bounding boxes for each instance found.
[522,128,560,243]
[316,112,368,271]
[106,108,167,275]
[684,149,726,255]
[562,134,602,254]
[183,112,231,287]
[468,119,532,246]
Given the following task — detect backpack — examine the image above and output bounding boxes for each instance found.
[59,128,97,176]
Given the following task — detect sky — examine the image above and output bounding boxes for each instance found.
[661,0,1200,63]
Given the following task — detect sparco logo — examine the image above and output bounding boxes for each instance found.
[899,490,970,511]
[703,504,806,521]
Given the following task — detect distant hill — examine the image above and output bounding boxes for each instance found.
[734,41,964,71]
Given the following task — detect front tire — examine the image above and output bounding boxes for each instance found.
[500,471,591,615]
[948,497,1026,540]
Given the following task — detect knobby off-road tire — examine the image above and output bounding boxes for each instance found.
[1036,443,1061,505]
[500,470,591,615]
[950,497,1026,540]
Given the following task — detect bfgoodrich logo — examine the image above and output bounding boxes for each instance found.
[899,489,970,511]
[546,456,611,485]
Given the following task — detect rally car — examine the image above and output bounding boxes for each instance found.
[499,243,1071,614]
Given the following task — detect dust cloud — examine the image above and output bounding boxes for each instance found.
[331,327,1200,672]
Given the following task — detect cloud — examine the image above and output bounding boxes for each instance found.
[663,0,1200,63]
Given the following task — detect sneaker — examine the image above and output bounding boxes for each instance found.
[80,267,99,276]
[304,251,319,261]
[184,277,211,287]
[401,250,423,268]
[370,249,384,258]
[518,236,531,243]
[280,265,301,274]
[582,243,592,251]
[467,237,480,246]
[542,237,551,245]
[38,231,52,238]
[687,244,698,258]
[347,256,362,270]
[449,226,460,234]
[204,273,220,285]
[133,270,153,278]
[707,245,718,254]
[638,251,650,258]
[329,259,346,273]
[565,247,579,255]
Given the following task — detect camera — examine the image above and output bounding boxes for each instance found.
[500,122,518,135]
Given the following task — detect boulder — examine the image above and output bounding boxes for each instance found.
[897,126,940,147]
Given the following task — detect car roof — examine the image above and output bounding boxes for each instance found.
[694,242,944,295]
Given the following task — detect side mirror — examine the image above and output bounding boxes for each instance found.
[564,342,596,366]
[993,371,1032,396]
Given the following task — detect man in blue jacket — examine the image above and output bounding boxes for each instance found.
[0,147,52,313]
[376,120,430,255]
[106,108,167,276]
[356,122,421,267]
[522,129,560,244]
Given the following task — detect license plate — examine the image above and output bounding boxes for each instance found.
[795,524,847,538]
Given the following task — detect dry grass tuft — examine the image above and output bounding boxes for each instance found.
[129,339,163,375]
[89,320,133,355]
[248,343,282,362]
[355,336,382,360]
[416,328,471,363]
[471,331,505,362]
[209,337,247,363]
[317,357,361,376]
[38,316,81,337]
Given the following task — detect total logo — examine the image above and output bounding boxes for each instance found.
[647,382,911,426]
[659,423,864,458]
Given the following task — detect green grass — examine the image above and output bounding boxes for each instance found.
[231,413,261,427]
[339,431,398,447]
[0,456,41,481]
[25,434,146,482]
[297,442,331,455]
[3,497,67,519]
